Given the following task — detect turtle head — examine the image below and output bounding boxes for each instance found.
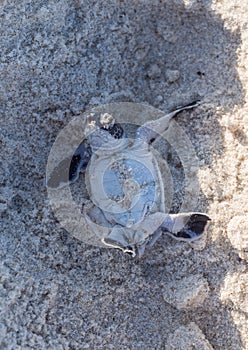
[84,113,125,152]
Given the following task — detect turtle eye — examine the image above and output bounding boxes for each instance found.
[108,123,124,139]
[100,122,125,139]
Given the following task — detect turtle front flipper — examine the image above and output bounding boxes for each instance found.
[69,141,92,182]
[135,100,201,144]
[161,213,211,241]
[46,140,92,189]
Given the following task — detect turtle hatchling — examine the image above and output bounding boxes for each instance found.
[49,101,210,257]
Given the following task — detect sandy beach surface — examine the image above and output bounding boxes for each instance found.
[1,1,247,349]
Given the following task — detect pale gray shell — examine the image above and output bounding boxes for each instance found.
[85,138,168,229]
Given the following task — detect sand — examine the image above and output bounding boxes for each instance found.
[1,1,247,349]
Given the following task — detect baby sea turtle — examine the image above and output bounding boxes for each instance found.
[49,102,210,257]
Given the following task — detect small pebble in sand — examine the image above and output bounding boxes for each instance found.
[162,274,210,309]
[147,63,161,78]
[220,272,248,313]
[227,215,248,255]
[156,95,163,103]
[165,69,180,83]
[164,322,213,350]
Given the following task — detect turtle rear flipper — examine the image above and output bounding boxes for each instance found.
[162,213,211,242]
